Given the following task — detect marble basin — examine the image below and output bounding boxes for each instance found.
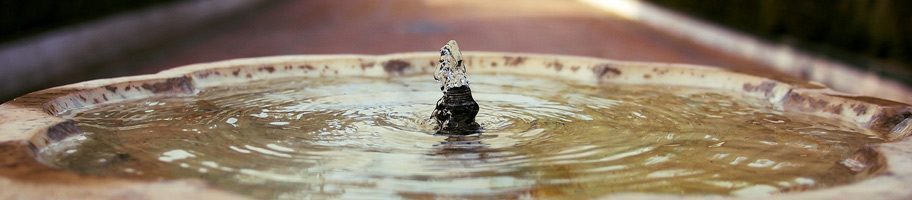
[0,52,909,199]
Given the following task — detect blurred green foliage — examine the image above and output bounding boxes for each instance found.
[0,0,178,43]
[647,0,912,67]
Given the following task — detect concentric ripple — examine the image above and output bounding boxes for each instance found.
[42,74,881,199]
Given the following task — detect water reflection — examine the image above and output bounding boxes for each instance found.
[431,134,489,161]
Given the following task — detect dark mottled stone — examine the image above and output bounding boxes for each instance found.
[140,77,193,94]
[547,61,563,71]
[870,109,912,139]
[828,104,843,115]
[46,120,82,142]
[784,91,830,111]
[742,81,777,96]
[361,62,375,70]
[261,66,275,73]
[383,60,411,75]
[503,56,526,66]
[197,71,213,78]
[592,64,621,79]
[854,104,869,116]
[432,86,481,135]
[43,105,57,115]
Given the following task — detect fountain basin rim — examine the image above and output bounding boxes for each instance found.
[0,52,909,199]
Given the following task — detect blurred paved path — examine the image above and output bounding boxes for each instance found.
[106,0,783,77]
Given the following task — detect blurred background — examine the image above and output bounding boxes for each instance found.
[1,0,910,103]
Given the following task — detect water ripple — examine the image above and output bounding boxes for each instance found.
[46,74,882,199]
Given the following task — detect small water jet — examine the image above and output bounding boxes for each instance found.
[431,40,481,135]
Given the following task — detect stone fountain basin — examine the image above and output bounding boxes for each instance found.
[0,52,910,199]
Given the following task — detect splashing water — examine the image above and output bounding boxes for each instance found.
[434,40,469,93]
[431,40,481,135]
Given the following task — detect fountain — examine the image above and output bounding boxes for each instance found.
[431,40,481,135]
[0,41,911,199]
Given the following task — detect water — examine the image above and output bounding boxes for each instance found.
[42,74,881,199]
[434,40,470,93]
[431,40,481,134]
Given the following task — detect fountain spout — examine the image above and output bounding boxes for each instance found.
[432,40,481,135]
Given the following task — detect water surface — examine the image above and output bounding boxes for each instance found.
[42,74,881,199]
